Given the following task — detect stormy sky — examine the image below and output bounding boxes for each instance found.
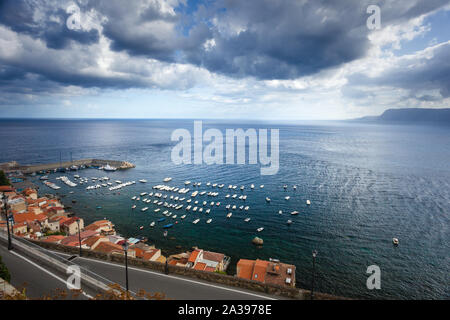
[0,0,449,119]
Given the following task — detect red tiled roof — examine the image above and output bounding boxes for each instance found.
[94,241,124,254]
[142,249,159,261]
[204,266,216,272]
[42,235,66,243]
[188,249,201,263]
[252,260,269,283]
[202,251,224,262]
[237,259,255,280]
[193,262,207,271]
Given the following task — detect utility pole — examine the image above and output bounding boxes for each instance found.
[4,199,13,250]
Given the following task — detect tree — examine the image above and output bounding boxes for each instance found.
[0,255,11,282]
[0,170,10,186]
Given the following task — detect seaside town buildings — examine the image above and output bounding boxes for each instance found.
[236,258,296,287]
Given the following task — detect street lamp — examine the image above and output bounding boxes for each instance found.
[311,250,318,300]
[3,199,13,250]
[76,218,82,257]
[121,241,129,297]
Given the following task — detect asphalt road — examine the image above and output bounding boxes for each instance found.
[54,252,280,300]
[0,245,95,299]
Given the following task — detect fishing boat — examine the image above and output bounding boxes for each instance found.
[181,215,186,219]
[225,194,230,198]
[226,204,231,209]
[193,206,198,212]
[210,202,215,206]
[193,219,200,224]
[306,200,311,205]
[240,186,244,190]
[290,211,299,215]
[206,219,212,224]
[205,208,211,214]
[163,223,174,229]
[139,179,147,183]
[154,208,160,213]
[103,164,117,172]
[198,208,203,213]
[150,222,155,227]
[131,205,136,209]
[244,218,251,222]
[132,196,136,200]
[185,181,191,185]
[139,226,144,230]
[226,213,232,218]
[141,207,148,212]
[265,197,271,202]
[244,206,249,211]
[257,227,264,232]
[163,177,172,182]
[239,205,244,210]
[232,205,236,210]
[285,196,290,200]
[260,185,264,188]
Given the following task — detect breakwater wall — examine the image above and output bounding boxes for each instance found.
[4,159,135,174]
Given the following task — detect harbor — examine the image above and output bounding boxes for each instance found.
[1,159,135,174]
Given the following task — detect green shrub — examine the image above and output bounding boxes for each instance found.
[0,255,11,282]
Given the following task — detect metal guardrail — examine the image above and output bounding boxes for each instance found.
[0,231,122,295]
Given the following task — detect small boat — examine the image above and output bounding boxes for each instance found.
[265,197,271,202]
[205,209,211,214]
[244,206,249,211]
[250,184,254,189]
[239,205,244,210]
[181,215,186,219]
[240,186,244,190]
[306,200,311,205]
[163,230,168,237]
[193,219,200,224]
[163,177,172,182]
[285,196,290,200]
[185,181,191,185]
[104,164,117,172]
[150,222,155,227]
[96,206,102,209]
[154,208,160,213]
[225,194,230,198]
[163,223,174,229]
[158,218,166,222]
[139,226,144,230]
[393,238,399,246]
[226,213,232,218]
[287,220,292,225]
[131,205,136,209]
[260,185,264,188]
[132,196,136,200]
[290,211,299,215]
[283,185,287,189]
[206,219,212,224]
[141,207,148,212]
[139,179,147,183]
[232,205,236,210]
[140,192,147,196]
[216,202,220,206]
[257,227,264,232]
[244,218,251,222]
[293,185,297,190]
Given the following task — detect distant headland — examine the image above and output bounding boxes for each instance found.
[353,108,450,124]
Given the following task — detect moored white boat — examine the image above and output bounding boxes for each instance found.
[257,227,264,232]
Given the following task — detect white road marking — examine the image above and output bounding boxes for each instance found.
[59,253,277,300]
[10,250,93,299]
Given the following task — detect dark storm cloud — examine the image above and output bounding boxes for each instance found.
[0,0,100,49]
[0,0,449,99]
